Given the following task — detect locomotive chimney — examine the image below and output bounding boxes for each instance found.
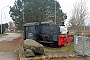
[61,21,65,26]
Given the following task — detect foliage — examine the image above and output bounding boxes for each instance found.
[0,34,6,37]
[9,0,67,30]
[0,23,8,33]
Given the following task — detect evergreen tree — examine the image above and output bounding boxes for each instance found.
[9,0,67,30]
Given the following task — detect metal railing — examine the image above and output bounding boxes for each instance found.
[74,35,90,56]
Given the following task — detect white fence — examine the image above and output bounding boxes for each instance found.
[74,35,90,56]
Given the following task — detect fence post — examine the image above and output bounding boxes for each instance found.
[74,35,76,51]
[82,36,85,56]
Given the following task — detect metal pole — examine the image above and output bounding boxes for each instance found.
[82,36,85,56]
[4,13,6,23]
[84,22,86,37]
[1,9,2,33]
[23,1,24,22]
[82,21,86,56]
[23,11,24,22]
[55,0,56,24]
[1,6,9,33]
[74,35,76,51]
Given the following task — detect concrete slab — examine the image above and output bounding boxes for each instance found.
[0,52,19,60]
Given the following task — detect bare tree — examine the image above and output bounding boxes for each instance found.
[69,0,89,35]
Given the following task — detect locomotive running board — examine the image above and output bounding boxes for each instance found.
[37,41,55,44]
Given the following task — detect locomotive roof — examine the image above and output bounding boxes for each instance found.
[24,22,50,26]
[23,22,39,26]
[24,22,63,26]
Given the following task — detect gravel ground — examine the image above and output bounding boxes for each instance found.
[20,50,89,60]
[50,58,88,60]
[45,51,89,60]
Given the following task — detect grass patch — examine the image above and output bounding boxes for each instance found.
[44,43,74,52]
[0,34,7,37]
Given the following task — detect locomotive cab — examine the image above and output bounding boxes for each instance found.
[24,22,39,40]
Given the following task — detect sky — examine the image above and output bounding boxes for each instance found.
[0,0,90,25]
[0,0,15,24]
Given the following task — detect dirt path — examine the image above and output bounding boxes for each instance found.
[0,33,24,60]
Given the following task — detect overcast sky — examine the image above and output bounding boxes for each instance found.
[0,0,15,24]
[0,0,90,24]
[57,0,90,25]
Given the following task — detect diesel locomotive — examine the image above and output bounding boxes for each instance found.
[23,22,71,46]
